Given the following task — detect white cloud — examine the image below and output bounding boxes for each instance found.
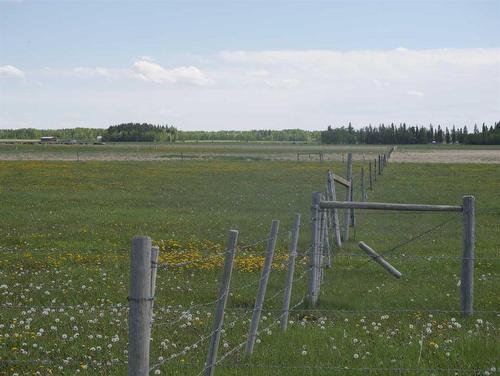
[73,67,111,78]
[407,90,425,97]
[0,65,25,80]
[132,60,212,86]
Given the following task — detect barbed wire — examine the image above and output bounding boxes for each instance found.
[0,358,126,366]
[198,363,487,373]
[149,328,216,372]
[195,295,306,376]
[262,266,312,304]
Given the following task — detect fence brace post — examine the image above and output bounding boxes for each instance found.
[327,170,342,248]
[343,153,353,241]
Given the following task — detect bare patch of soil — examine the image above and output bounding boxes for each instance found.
[392,149,500,164]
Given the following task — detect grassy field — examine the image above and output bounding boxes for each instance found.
[0,152,498,375]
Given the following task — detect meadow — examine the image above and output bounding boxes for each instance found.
[0,145,498,375]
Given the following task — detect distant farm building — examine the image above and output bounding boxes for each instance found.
[40,136,57,143]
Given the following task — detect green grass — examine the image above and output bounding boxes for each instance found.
[0,159,498,375]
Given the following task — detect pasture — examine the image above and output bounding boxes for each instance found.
[0,144,498,375]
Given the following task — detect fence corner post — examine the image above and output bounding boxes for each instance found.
[308,192,321,307]
[461,195,475,317]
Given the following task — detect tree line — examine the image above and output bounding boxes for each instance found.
[320,122,500,145]
[1,121,499,145]
[102,123,177,142]
[176,129,320,142]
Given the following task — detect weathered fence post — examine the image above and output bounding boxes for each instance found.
[350,176,355,227]
[358,242,402,278]
[343,153,353,241]
[128,236,152,376]
[146,246,159,345]
[461,195,475,317]
[374,158,377,181]
[281,214,301,332]
[318,193,331,272]
[246,220,279,355]
[361,167,366,202]
[378,155,382,175]
[369,161,373,190]
[205,230,239,376]
[322,208,332,268]
[327,170,342,248]
[308,192,321,307]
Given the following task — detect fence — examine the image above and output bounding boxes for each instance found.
[128,145,436,376]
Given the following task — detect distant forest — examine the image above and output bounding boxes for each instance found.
[320,122,500,145]
[1,121,499,145]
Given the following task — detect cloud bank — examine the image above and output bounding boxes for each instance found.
[1,48,499,129]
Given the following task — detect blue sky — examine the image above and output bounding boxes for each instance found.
[1,0,499,130]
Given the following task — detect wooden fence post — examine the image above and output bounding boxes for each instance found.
[128,236,152,376]
[205,230,239,376]
[358,242,402,278]
[246,220,279,355]
[146,246,159,346]
[327,170,342,248]
[308,192,321,307]
[374,158,377,181]
[461,196,475,317]
[350,176,355,227]
[343,153,353,241]
[378,155,382,175]
[322,208,332,268]
[369,161,373,190]
[281,214,301,332]
[361,167,366,202]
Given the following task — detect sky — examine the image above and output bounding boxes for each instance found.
[0,0,499,131]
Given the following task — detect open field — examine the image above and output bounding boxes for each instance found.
[0,143,387,162]
[392,147,500,164]
[1,142,500,164]
[0,155,499,374]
